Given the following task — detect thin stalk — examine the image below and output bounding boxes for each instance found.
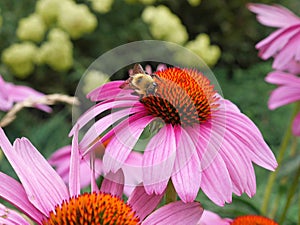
[261,103,300,215]
[165,180,177,204]
[278,165,300,224]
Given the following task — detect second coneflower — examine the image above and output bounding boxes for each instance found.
[0,126,202,224]
[70,65,278,206]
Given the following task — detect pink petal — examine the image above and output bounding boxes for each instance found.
[127,185,164,221]
[257,26,300,59]
[171,126,201,203]
[273,32,300,69]
[292,113,300,136]
[0,172,44,223]
[87,81,134,101]
[69,125,80,197]
[0,128,69,215]
[100,170,124,198]
[265,71,300,86]
[217,110,278,171]
[201,153,233,206]
[143,124,176,195]
[69,99,141,136]
[79,105,146,150]
[103,115,155,173]
[197,210,232,225]
[123,151,143,192]
[0,203,31,225]
[268,86,300,109]
[142,201,203,225]
[48,145,72,166]
[248,3,300,28]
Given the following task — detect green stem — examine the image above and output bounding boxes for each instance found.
[165,180,177,204]
[261,103,300,215]
[279,165,300,224]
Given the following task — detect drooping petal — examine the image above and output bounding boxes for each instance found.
[143,124,176,195]
[79,105,146,150]
[142,201,203,225]
[127,185,164,221]
[292,112,300,136]
[247,3,300,28]
[171,126,201,203]
[0,172,44,223]
[201,153,233,206]
[87,81,135,102]
[69,100,142,136]
[0,203,32,225]
[0,128,69,215]
[69,125,80,197]
[265,71,300,86]
[103,115,155,173]
[268,86,300,110]
[215,109,278,171]
[100,170,124,198]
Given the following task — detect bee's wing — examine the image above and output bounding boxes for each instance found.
[132,64,145,75]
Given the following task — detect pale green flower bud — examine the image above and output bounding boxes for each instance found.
[36,0,71,25]
[185,33,221,66]
[37,28,73,71]
[187,0,201,7]
[57,1,98,39]
[89,0,114,14]
[142,5,188,44]
[2,42,38,78]
[16,13,46,43]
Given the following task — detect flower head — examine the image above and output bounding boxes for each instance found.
[0,126,203,224]
[248,3,300,73]
[265,70,300,136]
[197,210,278,225]
[0,75,51,112]
[71,65,277,206]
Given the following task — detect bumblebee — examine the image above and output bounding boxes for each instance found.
[120,64,159,97]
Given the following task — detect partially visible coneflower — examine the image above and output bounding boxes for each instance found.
[0,75,51,112]
[0,126,203,224]
[197,210,278,225]
[265,70,300,136]
[248,3,300,73]
[70,65,278,206]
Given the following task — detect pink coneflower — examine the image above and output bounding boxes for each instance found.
[0,75,51,112]
[265,70,300,136]
[248,3,300,73]
[70,65,278,206]
[0,127,203,224]
[197,210,278,225]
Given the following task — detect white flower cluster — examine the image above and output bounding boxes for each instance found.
[185,34,221,67]
[2,0,98,78]
[89,0,114,14]
[142,5,188,45]
[142,5,221,66]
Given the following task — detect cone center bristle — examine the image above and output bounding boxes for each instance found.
[42,192,140,225]
[140,68,218,126]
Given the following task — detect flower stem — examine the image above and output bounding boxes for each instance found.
[278,165,300,224]
[261,103,300,215]
[165,180,177,204]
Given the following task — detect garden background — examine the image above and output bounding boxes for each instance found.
[0,0,299,224]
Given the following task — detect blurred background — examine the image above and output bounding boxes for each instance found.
[0,0,299,224]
